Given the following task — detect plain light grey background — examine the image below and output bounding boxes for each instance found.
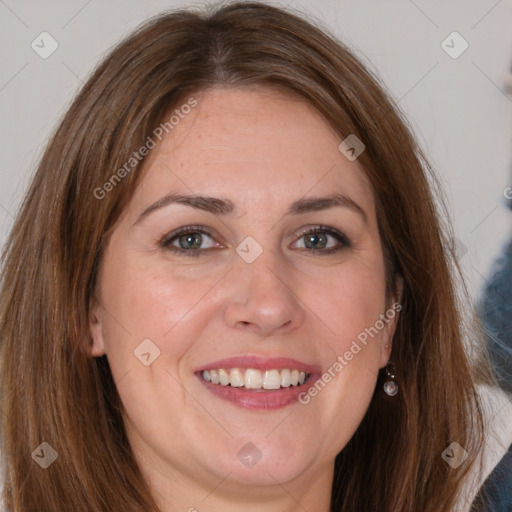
[0,0,511,300]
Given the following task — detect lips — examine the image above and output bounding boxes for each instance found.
[195,355,320,373]
[194,355,321,410]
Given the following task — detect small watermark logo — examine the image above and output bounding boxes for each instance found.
[338,134,365,161]
[31,32,59,59]
[237,442,262,468]
[31,442,58,468]
[441,442,468,469]
[447,236,468,260]
[134,338,161,366]
[236,236,263,264]
[441,31,469,59]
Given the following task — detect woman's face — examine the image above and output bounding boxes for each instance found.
[90,86,399,497]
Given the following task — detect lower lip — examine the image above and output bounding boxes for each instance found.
[196,373,320,410]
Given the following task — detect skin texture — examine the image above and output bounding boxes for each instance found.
[89,86,399,512]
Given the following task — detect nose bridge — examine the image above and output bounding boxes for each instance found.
[248,258,288,299]
[238,242,289,302]
[223,240,305,336]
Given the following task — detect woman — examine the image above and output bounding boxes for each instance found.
[0,2,499,511]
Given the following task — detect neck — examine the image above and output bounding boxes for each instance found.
[138,453,334,512]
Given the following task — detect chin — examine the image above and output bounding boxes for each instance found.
[207,437,318,487]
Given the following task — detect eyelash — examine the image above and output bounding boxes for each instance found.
[160,224,351,257]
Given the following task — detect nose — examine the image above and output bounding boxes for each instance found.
[223,252,306,338]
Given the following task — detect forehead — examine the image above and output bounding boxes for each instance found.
[131,86,375,218]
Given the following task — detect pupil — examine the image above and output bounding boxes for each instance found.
[305,232,327,249]
[179,232,202,250]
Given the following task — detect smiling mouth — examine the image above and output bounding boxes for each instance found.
[195,356,320,409]
[200,368,311,390]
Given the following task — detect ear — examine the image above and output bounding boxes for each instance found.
[88,296,106,357]
[379,275,404,368]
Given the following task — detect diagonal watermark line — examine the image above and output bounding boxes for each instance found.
[265,471,310,511]
[266,164,337,235]
[61,60,84,84]
[470,263,508,305]
[0,0,29,28]
[61,0,93,29]
[408,0,439,29]
[472,0,503,29]
[367,366,381,381]
[162,163,193,190]
[61,62,125,127]
[164,268,234,336]
[265,409,295,438]
[114,368,132,386]
[0,62,29,92]
[480,390,512,437]
[397,62,439,104]
[201,471,233,501]
[97,302,132,337]
[265,266,337,336]
[472,61,512,104]
[469,204,499,233]
[163,367,235,438]
[0,202,15,219]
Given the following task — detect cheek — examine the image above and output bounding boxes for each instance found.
[98,252,224,367]
[313,254,388,349]
[123,276,206,338]
[312,276,384,404]
[96,257,222,429]
[295,254,387,442]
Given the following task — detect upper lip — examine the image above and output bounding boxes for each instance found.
[194,355,321,374]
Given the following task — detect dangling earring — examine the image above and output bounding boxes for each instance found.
[383,361,399,396]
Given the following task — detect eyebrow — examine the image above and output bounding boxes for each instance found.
[133,192,367,226]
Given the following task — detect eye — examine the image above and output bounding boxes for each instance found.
[160,224,350,257]
[161,225,222,256]
[292,226,350,254]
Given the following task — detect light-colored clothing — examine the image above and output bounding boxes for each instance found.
[457,384,512,510]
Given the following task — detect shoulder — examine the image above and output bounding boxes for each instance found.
[479,385,512,475]
[458,384,512,511]
[472,444,512,511]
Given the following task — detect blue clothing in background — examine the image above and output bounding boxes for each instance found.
[479,237,512,395]
[471,444,512,511]
[476,199,512,510]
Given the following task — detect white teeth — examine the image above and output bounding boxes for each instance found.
[210,369,220,384]
[229,368,244,387]
[280,369,291,387]
[201,368,310,390]
[244,369,263,389]
[218,368,230,386]
[263,370,281,390]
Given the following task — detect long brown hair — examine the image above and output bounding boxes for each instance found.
[0,2,488,510]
